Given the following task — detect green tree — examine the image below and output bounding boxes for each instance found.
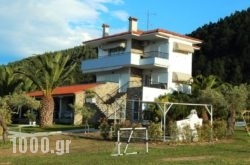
[198,88,227,120]
[0,65,23,97]
[61,45,97,84]
[190,8,250,84]
[220,84,248,135]
[193,78,249,135]
[0,96,12,125]
[192,74,221,95]
[192,75,223,122]
[0,116,8,143]
[7,93,40,114]
[69,103,96,126]
[16,53,77,127]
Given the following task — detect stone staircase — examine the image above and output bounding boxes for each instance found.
[91,82,127,121]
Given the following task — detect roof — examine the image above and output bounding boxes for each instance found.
[83,28,202,45]
[28,83,99,97]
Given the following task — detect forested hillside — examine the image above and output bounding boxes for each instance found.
[189,7,250,84]
[8,45,97,91]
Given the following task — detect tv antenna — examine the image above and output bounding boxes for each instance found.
[146,10,156,30]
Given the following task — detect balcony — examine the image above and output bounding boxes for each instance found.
[82,51,169,73]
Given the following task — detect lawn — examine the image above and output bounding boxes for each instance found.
[1,128,250,165]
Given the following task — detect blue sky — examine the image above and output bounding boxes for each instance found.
[0,0,249,64]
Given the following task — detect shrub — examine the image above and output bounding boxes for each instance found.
[111,120,142,140]
[213,120,227,139]
[197,122,212,142]
[99,117,111,140]
[168,121,178,141]
[148,122,162,141]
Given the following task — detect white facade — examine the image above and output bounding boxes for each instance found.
[82,17,202,102]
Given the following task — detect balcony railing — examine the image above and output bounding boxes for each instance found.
[143,51,169,59]
[97,51,169,59]
[82,51,169,72]
[143,82,168,89]
[121,81,168,90]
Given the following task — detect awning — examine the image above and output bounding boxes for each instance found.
[173,42,194,53]
[101,42,126,50]
[172,72,192,82]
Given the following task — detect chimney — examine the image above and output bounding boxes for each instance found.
[128,17,138,32]
[102,24,109,37]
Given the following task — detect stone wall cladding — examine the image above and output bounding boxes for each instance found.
[130,68,142,87]
[73,92,84,125]
[108,93,127,120]
[92,82,119,100]
[91,82,127,120]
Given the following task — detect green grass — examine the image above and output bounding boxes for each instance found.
[1,128,250,165]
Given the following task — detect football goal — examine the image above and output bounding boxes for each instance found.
[111,127,148,156]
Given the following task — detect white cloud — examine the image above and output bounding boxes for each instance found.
[0,0,127,62]
[112,10,129,21]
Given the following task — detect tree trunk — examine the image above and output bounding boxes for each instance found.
[0,116,8,143]
[202,109,209,123]
[227,110,235,135]
[39,96,54,128]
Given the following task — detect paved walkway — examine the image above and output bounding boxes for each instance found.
[7,128,97,138]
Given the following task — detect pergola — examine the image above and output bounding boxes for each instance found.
[135,101,214,141]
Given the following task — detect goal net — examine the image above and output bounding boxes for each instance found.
[111,127,149,156]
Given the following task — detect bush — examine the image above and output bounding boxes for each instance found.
[213,120,227,139]
[197,122,212,142]
[99,117,111,140]
[168,121,178,141]
[148,123,162,141]
[111,120,142,140]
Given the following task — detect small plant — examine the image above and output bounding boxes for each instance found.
[99,117,111,140]
[24,110,36,122]
[85,90,96,103]
[85,90,96,98]
[69,103,96,128]
[148,122,162,141]
[111,120,142,140]
[168,120,178,141]
[213,120,227,139]
[198,122,212,142]
[181,125,192,143]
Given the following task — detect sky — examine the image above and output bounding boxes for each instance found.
[0,0,249,65]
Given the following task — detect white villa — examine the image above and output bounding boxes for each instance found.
[81,17,202,123]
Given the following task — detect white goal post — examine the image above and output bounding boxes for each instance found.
[111,127,149,156]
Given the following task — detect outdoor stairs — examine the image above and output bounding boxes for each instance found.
[93,89,126,121]
[104,92,126,104]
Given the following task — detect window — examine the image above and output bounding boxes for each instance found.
[143,74,151,86]
[132,101,140,121]
[108,47,125,56]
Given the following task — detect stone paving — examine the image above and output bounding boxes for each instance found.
[6,127,97,138]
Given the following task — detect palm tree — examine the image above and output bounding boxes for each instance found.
[0,65,23,97]
[192,74,222,122]
[192,74,221,96]
[16,53,77,127]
